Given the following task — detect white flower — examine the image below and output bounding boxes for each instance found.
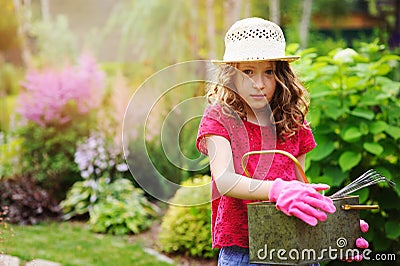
[333,48,358,63]
[87,164,94,174]
[116,163,129,172]
[90,194,97,203]
[81,170,90,179]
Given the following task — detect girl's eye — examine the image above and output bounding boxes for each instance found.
[243,69,253,75]
[265,69,273,75]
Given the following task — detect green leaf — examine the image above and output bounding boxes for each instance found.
[372,63,391,76]
[369,121,388,134]
[363,142,384,155]
[339,151,361,172]
[385,220,400,240]
[385,125,400,140]
[352,187,369,204]
[326,106,348,120]
[359,122,369,135]
[308,108,321,126]
[323,167,347,187]
[311,175,332,186]
[341,127,362,142]
[378,54,400,63]
[309,135,335,161]
[350,108,375,120]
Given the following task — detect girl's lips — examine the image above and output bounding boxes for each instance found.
[250,94,267,99]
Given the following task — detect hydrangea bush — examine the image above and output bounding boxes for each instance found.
[289,41,400,257]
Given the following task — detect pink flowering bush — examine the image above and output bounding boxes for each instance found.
[18,54,105,126]
[14,54,106,200]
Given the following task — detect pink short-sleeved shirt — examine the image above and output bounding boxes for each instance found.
[196,104,316,249]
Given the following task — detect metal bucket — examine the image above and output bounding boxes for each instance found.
[242,150,377,265]
[248,196,361,265]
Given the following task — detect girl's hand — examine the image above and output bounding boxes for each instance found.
[268,178,336,226]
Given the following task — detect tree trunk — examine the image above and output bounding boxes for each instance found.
[299,0,313,49]
[243,0,251,18]
[206,0,217,59]
[269,0,280,24]
[224,0,242,31]
[40,0,50,21]
[190,0,200,58]
[13,0,33,68]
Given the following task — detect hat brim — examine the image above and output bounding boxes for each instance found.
[211,56,300,64]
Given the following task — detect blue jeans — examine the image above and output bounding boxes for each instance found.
[218,246,321,266]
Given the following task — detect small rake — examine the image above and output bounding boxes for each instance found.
[330,169,396,199]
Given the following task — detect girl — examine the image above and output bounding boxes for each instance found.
[196,17,336,265]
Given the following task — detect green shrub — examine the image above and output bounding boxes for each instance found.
[291,40,400,258]
[59,178,94,220]
[60,131,130,219]
[0,62,23,96]
[0,132,23,178]
[158,175,217,259]
[0,95,18,132]
[61,177,159,235]
[88,178,159,235]
[16,120,91,199]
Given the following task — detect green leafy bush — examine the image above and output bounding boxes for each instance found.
[60,131,130,219]
[59,178,94,220]
[291,40,400,258]
[15,120,91,199]
[88,178,159,235]
[0,132,22,178]
[0,62,23,96]
[158,175,217,258]
[61,132,158,235]
[61,178,159,235]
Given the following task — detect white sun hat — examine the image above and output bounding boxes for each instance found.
[214,17,299,63]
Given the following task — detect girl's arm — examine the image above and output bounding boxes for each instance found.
[295,153,306,182]
[206,135,273,200]
[207,135,336,226]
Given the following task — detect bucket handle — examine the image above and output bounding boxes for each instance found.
[241,150,309,183]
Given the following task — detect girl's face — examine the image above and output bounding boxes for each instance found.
[234,61,276,112]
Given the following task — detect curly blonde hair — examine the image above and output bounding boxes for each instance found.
[206,61,309,141]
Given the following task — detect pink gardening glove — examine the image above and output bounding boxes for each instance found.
[269,178,336,226]
[344,220,369,262]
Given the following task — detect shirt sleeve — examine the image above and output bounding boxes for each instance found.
[196,106,231,155]
[298,121,317,155]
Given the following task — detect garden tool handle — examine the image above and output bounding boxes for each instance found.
[341,204,380,211]
[241,150,309,183]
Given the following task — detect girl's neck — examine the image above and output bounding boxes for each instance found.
[246,107,271,126]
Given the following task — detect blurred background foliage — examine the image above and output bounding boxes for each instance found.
[0,0,399,263]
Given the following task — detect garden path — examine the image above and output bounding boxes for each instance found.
[0,255,61,266]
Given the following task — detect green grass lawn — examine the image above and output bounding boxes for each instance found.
[1,222,174,266]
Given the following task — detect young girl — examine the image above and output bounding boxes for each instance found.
[196,17,336,265]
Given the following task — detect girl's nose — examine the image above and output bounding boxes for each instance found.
[252,74,265,90]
